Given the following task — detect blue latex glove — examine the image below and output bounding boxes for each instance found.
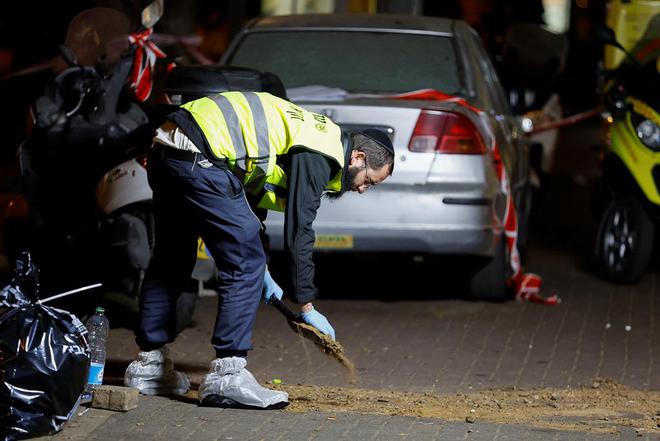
[301,306,336,340]
[262,271,283,304]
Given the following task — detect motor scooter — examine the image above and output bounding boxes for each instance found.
[593,14,660,283]
[2,0,205,329]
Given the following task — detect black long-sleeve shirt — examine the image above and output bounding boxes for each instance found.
[279,149,338,304]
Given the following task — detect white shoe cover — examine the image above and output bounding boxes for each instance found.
[124,346,190,395]
[198,357,288,409]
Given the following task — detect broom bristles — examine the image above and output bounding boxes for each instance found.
[287,320,358,384]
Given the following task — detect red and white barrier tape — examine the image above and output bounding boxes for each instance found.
[531,106,604,134]
[128,28,174,102]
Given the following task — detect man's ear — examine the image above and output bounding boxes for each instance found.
[350,150,365,165]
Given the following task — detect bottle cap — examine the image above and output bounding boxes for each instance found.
[95,306,105,314]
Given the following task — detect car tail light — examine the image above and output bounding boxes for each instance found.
[408,110,486,154]
[137,154,148,169]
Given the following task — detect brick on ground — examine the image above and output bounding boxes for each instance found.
[92,385,139,411]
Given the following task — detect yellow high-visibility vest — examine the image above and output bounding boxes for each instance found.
[181,91,345,211]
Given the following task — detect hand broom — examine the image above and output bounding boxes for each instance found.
[269,297,357,383]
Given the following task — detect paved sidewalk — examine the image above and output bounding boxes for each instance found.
[51,240,655,441]
[103,244,660,394]
[41,395,655,441]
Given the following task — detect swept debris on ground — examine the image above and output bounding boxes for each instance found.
[270,379,660,435]
[287,321,357,384]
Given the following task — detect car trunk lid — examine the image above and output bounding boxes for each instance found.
[297,97,493,186]
[300,99,427,185]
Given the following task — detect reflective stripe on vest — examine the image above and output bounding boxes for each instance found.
[242,92,271,190]
[210,94,247,170]
[209,92,272,191]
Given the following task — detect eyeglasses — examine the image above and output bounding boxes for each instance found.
[362,158,376,189]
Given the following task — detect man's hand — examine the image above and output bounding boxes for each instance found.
[262,271,283,304]
[300,304,336,340]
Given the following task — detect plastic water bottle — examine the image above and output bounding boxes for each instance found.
[85,307,109,393]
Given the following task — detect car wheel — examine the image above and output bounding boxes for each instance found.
[470,236,509,300]
[595,198,654,284]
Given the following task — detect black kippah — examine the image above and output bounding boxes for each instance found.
[359,129,395,156]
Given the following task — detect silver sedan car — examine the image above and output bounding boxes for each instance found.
[220,14,531,299]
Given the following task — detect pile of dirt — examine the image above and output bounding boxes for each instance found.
[273,379,660,435]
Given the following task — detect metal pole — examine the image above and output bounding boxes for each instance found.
[38,283,103,304]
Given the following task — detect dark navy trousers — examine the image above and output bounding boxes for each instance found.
[136,147,266,357]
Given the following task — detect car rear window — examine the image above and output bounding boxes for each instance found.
[226,30,464,95]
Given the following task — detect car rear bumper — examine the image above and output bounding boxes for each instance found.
[265,184,505,256]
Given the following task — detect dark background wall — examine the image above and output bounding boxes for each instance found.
[0,0,605,176]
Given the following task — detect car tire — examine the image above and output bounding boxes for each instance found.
[595,198,654,284]
[470,236,509,300]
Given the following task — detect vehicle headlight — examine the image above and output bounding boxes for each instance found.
[632,113,660,151]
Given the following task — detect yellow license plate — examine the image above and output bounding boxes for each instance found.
[314,234,354,249]
[197,238,211,259]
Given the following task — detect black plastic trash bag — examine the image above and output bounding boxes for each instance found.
[0,253,90,440]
